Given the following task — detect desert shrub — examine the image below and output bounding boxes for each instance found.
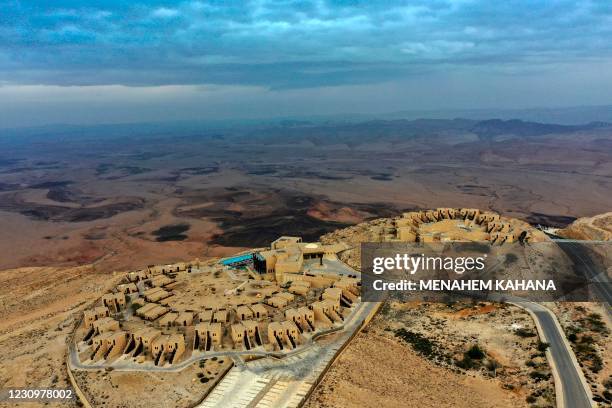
[466,344,485,360]
[580,334,595,344]
[590,354,604,373]
[455,344,486,370]
[380,301,391,315]
[526,395,537,403]
[516,328,536,338]
[456,355,477,369]
[537,341,550,352]
[504,253,518,266]
[586,313,609,334]
[529,371,550,382]
[568,333,578,342]
[587,312,602,321]
[394,328,443,360]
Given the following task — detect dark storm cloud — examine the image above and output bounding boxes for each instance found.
[1,0,611,88]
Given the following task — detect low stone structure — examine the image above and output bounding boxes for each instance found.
[75,236,360,367]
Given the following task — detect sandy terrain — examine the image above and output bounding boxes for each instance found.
[1,119,611,273]
[73,358,232,408]
[0,120,611,407]
[558,212,612,241]
[304,314,525,408]
[0,264,116,408]
[0,261,233,408]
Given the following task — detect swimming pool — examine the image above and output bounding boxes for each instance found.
[220,253,253,266]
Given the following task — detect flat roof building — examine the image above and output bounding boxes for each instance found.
[236,305,253,321]
[212,309,228,323]
[266,295,289,309]
[251,304,268,320]
[92,317,120,334]
[117,283,138,294]
[132,327,161,357]
[176,312,194,326]
[195,323,222,351]
[157,312,178,328]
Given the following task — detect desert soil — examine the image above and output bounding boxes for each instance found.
[304,314,524,408]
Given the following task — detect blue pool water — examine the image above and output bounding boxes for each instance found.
[220,253,253,266]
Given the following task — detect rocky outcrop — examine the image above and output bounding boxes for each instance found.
[558,212,612,241]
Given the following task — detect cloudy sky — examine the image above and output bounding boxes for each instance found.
[1,0,612,127]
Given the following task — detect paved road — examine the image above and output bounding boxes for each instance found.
[550,236,612,309]
[508,233,611,407]
[520,302,593,408]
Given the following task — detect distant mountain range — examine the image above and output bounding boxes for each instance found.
[237,117,611,145]
[1,114,610,145]
[293,104,612,126]
[468,119,610,138]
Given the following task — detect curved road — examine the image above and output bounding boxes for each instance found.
[551,236,611,312]
[519,302,592,408]
[520,233,610,407]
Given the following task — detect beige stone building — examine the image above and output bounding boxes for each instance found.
[102,292,126,312]
[236,305,253,321]
[117,282,138,294]
[212,309,229,323]
[195,323,222,351]
[92,317,120,334]
[144,287,171,302]
[252,238,347,282]
[266,295,289,308]
[131,327,161,357]
[267,320,301,350]
[199,309,213,323]
[176,311,194,326]
[311,300,342,325]
[164,334,186,364]
[136,303,168,321]
[150,275,173,287]
[157,312,178,328]
[251,303,268,320]
[285,307,315,332]
[83,306,110,329]
[128,270,149,282]
[288,279,311,296]
[394,208,541,245]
